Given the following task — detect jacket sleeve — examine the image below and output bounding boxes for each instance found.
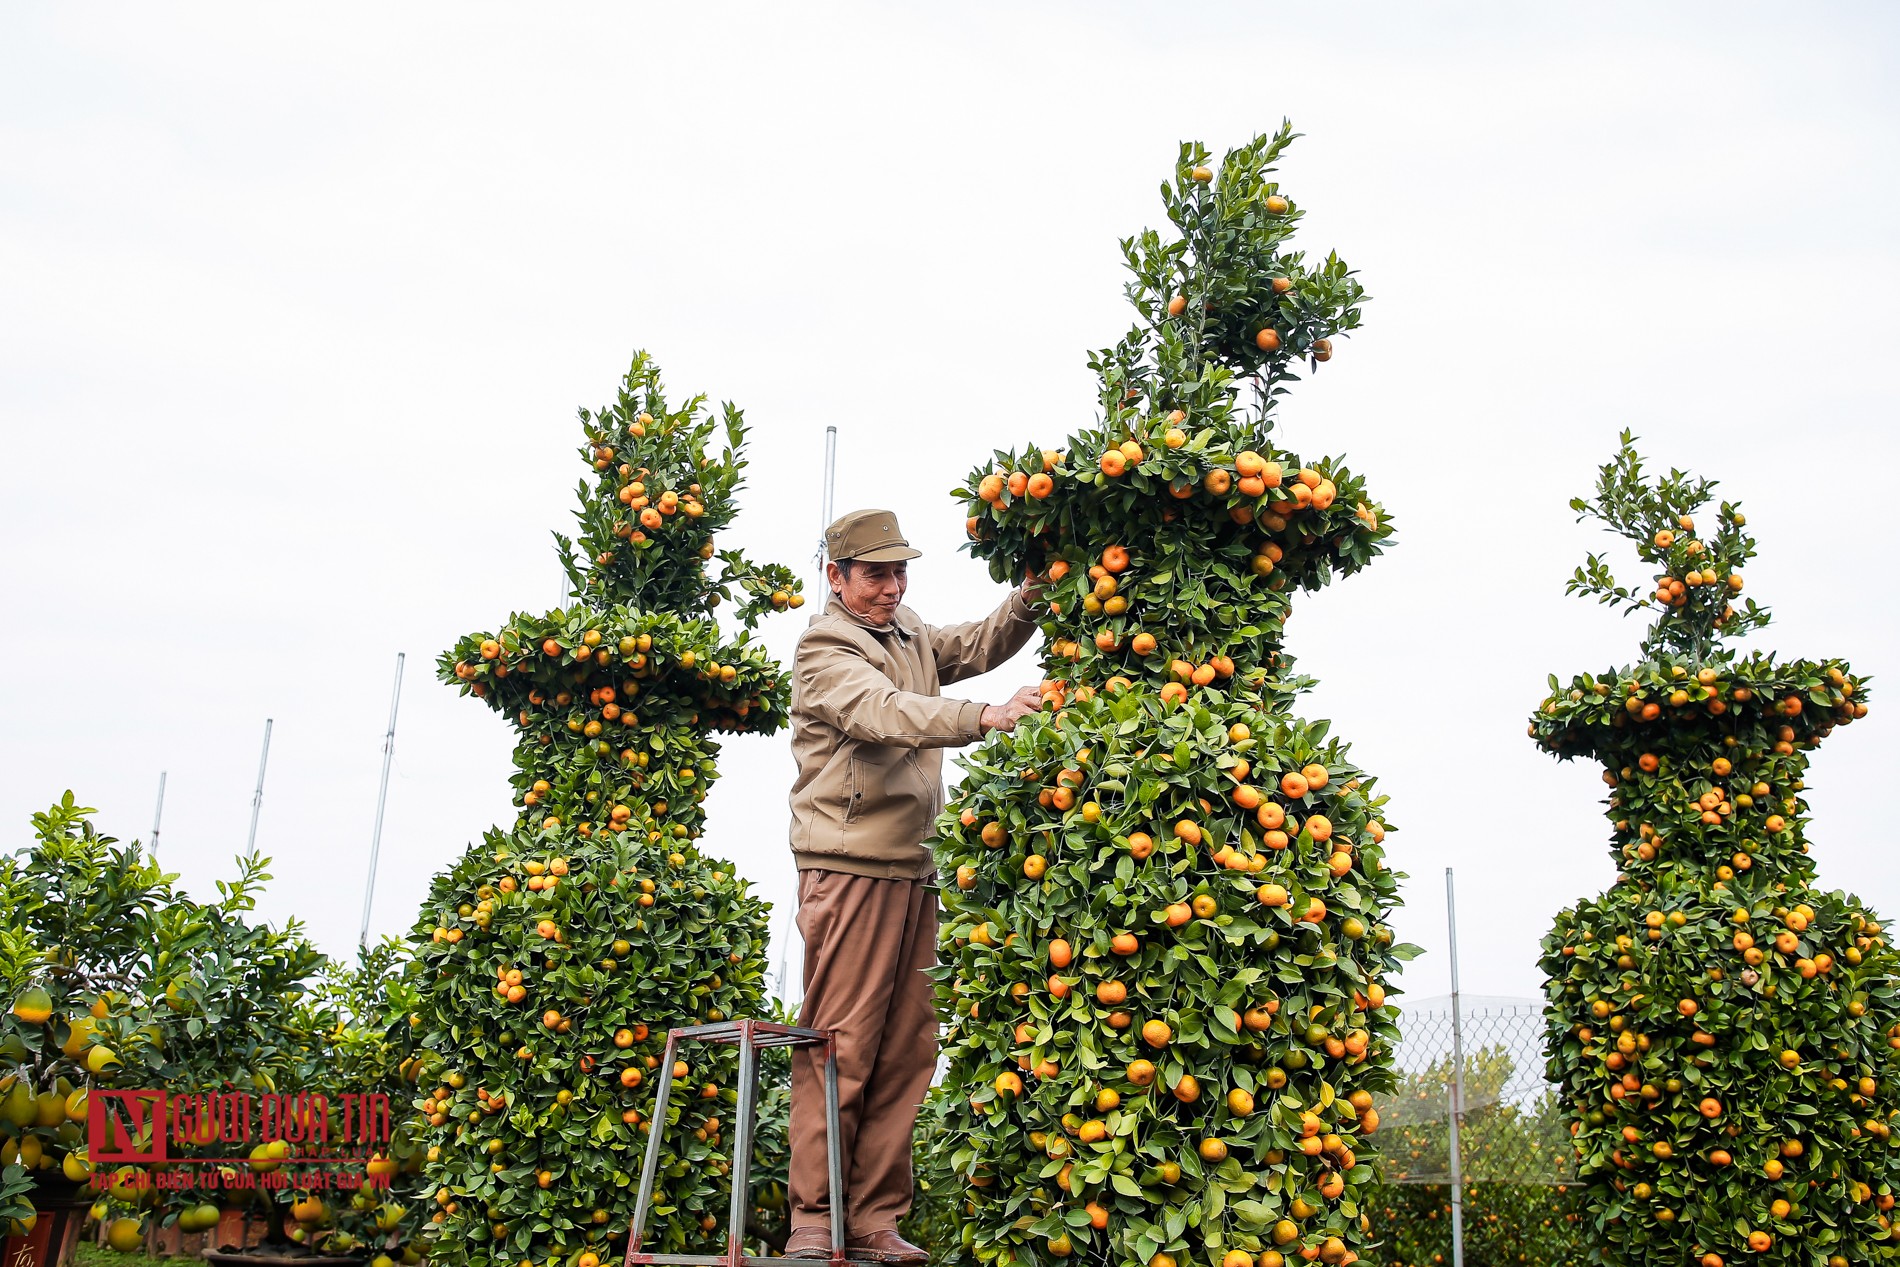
[796,624,988,749]
[929,589,1041,686]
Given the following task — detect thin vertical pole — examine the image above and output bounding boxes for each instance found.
[814,424,838,581]
[824,1037,845,1257]
[725,1022,758,1267]
[627,1031,680,1263]
[780,425,838,1010]
[1446,867,1467,1267]
[150,772,168,861]
[358,653,407,952]
[773,907,799,1009]
[244,719,274,855]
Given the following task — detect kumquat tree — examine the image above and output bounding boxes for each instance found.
[1533,434,1897,1267]
[929,124,1414,1267]
[413,353,803,1267]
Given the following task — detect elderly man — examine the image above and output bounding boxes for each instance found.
[782,508,1042,1263]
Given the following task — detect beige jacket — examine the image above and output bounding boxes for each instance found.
[788,590,1039,879]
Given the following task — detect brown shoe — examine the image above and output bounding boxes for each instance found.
[783,1227,834,1260]
[845,1230,927,1264]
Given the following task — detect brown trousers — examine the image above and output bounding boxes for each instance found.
[789,870,938,1236]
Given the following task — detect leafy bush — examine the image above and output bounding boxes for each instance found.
[927,126,1413,1267]
[410,353,802,1267]
[278,943,432,1264]
[3,794,332,1248]
[1534,435,1897,1266]
[1363,1182,1582,1267]
[2,1160,35,1234]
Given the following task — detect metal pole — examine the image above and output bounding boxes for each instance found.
[150,772,167,861]
[358,653,407,952]
[1446,867,1467,1267]
[813,424,838,581]
[627,1031,680,1264]
[820,424,838,529]
[824,1036,845,1258]
[772,908,797,1008]
[724,1022,758,1267]
[779,426,838,1010]
[244,719,273,855]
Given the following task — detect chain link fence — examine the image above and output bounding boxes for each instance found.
[1378,996,1574,1186]
[1366,997,1586,1267]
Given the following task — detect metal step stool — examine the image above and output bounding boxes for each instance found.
[622,1019,882,1267]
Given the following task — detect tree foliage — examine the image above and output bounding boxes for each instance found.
[1534,441,1896,1266]
[1367,1182,1582,1267]
[1564,432,1771,660]
[0,794,376,1251]
[280,943,433,1262]
[412,353,802,1267]
[928,126,1414,1267]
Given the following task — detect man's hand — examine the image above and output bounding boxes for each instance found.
[980,685,1044,735]
[1019,572,1048,607]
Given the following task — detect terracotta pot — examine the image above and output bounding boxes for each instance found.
[3,1194,88,1267]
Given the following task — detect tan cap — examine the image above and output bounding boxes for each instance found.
[825,509,922,564]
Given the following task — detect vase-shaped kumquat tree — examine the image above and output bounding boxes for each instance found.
[929,126,1414,1267]
[412,353,803,1267]
[1534,434,1897,1267]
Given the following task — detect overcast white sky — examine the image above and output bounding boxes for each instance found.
[4,3,1895,1007]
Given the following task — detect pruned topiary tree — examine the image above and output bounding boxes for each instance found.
[1534,433,1896,1267]
[412,353,803,1267]
[928,125,1413,1267]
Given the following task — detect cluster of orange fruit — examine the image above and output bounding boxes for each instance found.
[450,626,777,727]
[441,616,792,854]
[960,431,1389,717]
[971,442,1343,528]
[1538,661,1867,753]
[1647,519,1745,605]
[593,421,711,540]
[1036,541,1290,686]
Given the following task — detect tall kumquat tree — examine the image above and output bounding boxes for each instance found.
[929,125,1413,1267]
[411,353,803,1267]
[1534,434,1897,1267]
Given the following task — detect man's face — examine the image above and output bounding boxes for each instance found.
[830,559,908,624]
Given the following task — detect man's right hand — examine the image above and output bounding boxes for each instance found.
[980,685,1045,735]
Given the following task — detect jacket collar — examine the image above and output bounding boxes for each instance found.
[825,595,919,639]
